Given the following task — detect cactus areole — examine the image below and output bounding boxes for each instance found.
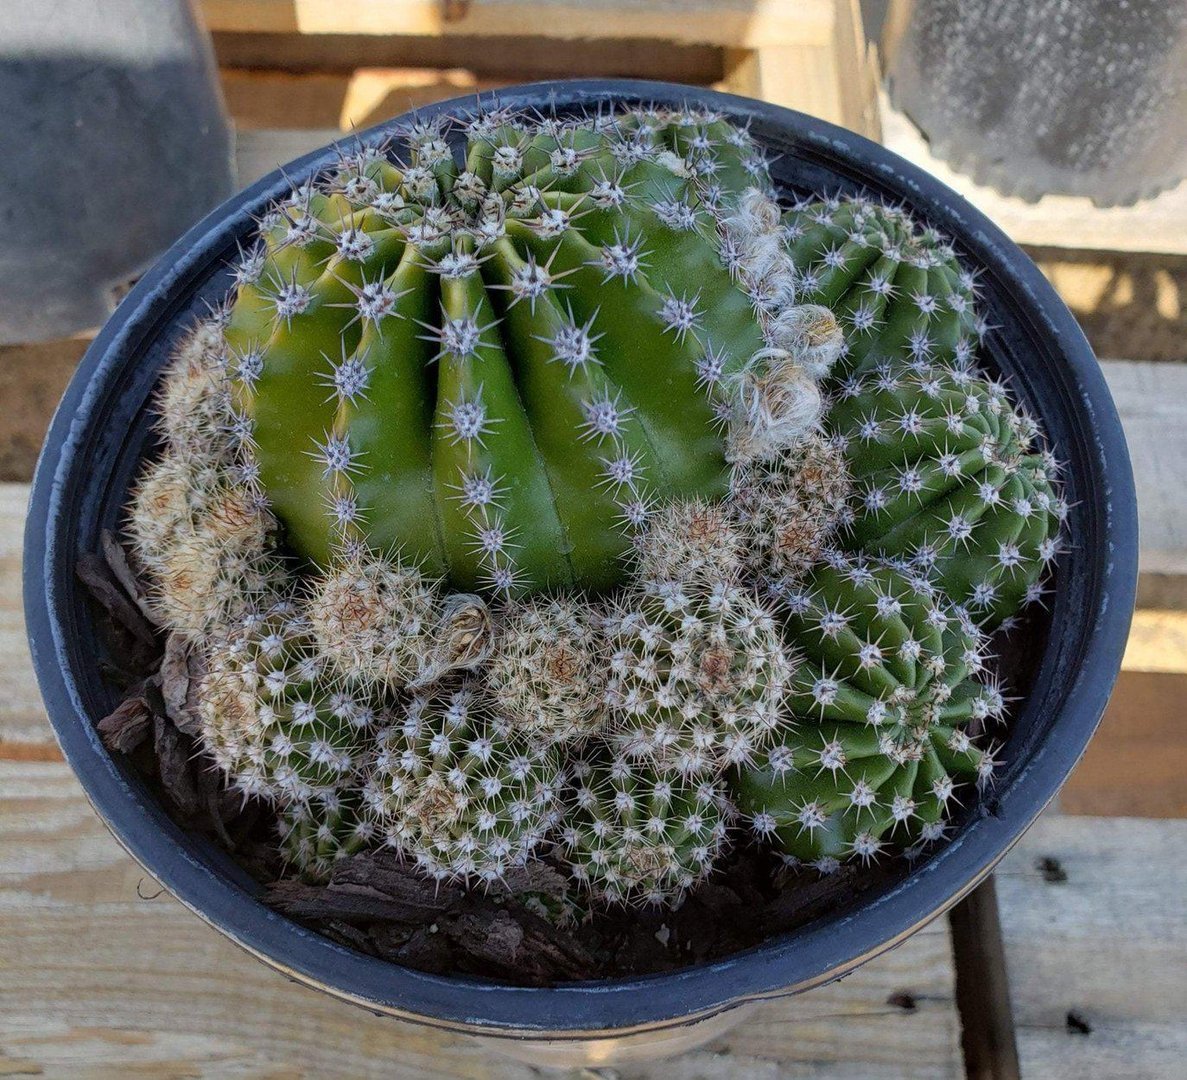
[25,82,1136,1038]
[221,109,829,596]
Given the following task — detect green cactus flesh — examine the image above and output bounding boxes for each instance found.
[220,108,789,597]
[730,558,1003,868]
[827,362,1064,626]
[783,196,982,377]
[279,791,377,881]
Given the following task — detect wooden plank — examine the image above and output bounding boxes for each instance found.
[1099,361,1187,609]
[0,630,962,1074]
[220,66,505,130]
[995,816,1187,1077]
[881,96,1187,257]
[200,0,837,49]
[1061,671,1187,818]
[0,485,53,760]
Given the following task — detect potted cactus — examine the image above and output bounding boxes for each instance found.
[24,81,1135,1064]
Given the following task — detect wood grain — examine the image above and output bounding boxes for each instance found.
[996,816,1187,1078]
[200,0,837,48]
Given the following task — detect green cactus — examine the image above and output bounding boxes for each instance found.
[279,791,378,881]
[217,106,833,598]
[730,557,1004,869]
[199,601,379,804]
[560,750,731,906]
[783,196,983,377]
[364,682,566,884]
[604,577,794,778]
[826,362,1065,626]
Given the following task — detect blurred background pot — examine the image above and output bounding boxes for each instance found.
[23,79,1137,1067]
[0,0,233,344]
[883,0,1187,206]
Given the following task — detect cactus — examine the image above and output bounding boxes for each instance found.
[783,196,983,377]
[307,554,491,690]
[604,577,794,778]
[279,791,378,881]
[484,595,608,744]
[214,106,836,598]
[632,497,744,588]
[730,430,853,594]
[730,557,1003,869]
[560,750,731,906]
[827,361,1065,625]
[127,329,281,637]
[364,682,566,884]
[199,601,378,804]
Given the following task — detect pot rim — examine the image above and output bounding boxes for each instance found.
[23,77,1137,1036]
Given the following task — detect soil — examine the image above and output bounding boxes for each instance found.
[78,530,1042,988]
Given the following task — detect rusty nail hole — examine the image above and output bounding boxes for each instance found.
[887,991,917,1011]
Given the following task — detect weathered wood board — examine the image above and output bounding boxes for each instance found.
[995,816,1187,1079]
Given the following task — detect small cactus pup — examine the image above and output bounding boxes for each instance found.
[364,682,566,884]
[560,750,732,906]
[217,105,838,598]
[730,429,854,597]
[484,595,609,745]
[604,575,795,778]
[783,196,984,377]
[307,554,491,690]
[199,600,380,805]
[127,327,281,638]
[730,557,1004,870]
[827,361,1065,626]
[279,792,378,881]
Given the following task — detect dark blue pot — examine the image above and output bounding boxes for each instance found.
[23,80,1137,1047]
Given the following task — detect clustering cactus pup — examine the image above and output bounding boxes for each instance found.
[127,328,280,638]
[730,557,1004,870]
[484,595,609,745]
[604,576,795,779]
[364,682,566,885]
[280,792,378,882]
[560,752,732,906]
[307,554,491,691]
[199,600,380,806]
[827,361,1065,625]
[783,196,984,377]
[216,105,837,598]
[730,430,854,596]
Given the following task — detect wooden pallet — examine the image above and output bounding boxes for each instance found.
[202,0,883,140]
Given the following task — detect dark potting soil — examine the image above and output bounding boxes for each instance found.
[77,532,1047,988]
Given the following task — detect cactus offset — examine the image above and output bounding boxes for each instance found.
[827,362,1065,625]
[364,682,566,884]
[279,791,378,881]
[484,595,608,744]
[730,557,1003,869]
[605,577,794,777]
[560,750,731,906]
[199,601,379,804]
[216,107,835,598]
[731,430,853,594]
[783,196,983,377]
